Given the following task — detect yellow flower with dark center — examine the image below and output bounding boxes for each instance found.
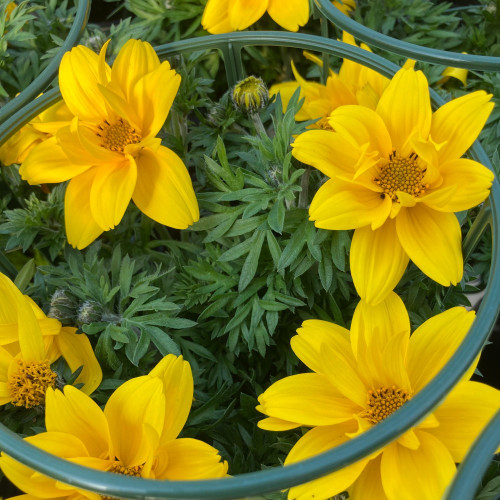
[270,33,389,128]
[19,39,199,250]
[0,273,102,408]
[0,99,72,166]
[292,65,494,304]
[0,355,228,499]
[257,293,500,500]
[202,0,309,33]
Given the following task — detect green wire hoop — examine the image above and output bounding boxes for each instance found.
[0,31,498,499]
[314,0,500,71]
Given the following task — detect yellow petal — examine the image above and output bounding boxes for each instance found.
[154,438,228,480]
[430,91,493,165]
[270,81,302,113]
[350,292,410,359]
[426,158,494,212]
[104,375,165,466]
[90,157,137,231]
[19,136,89,185]
[0,274,45,362]
[309,178,391,230]
[64,169,105,249]
[320,341,367,408]
[133,146,199,228]
[328,105,392,159]
[59,45,110,123]
[267,0,309,31]
[110,39,160,102]
[395,205,462,286]
[348,455,387,500]
[292,319,350,375]
[257,416,301,431]
[440,65,468,86]
[45,386,111,459]
[201,0,233,34]
[286,424,369,500]
[426,381,500,462]
[257,373,360,426]
[407,307,476,393]
[149,354,194,443]
[380,431,456,500]
[132,61,181,137]
[0,432,88,498]
[350,221,409,305]
[292,130,365,179]
[376,68,432,156]
[228,0,268,31]
[53,327,102,395]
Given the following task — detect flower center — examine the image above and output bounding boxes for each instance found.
[97,118,141,152]
[9,359,57,408]
[361,385,411,425]
[101,463,145,500]
[374,152,427,201]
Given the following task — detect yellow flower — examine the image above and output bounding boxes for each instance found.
[0,99,72,166]
[270,33,389,128]
[0,273,102,408]
[201,0,309,33]
[19,39,199,250]
[332,0,356,16]
[0,354,228,498]
[292,65,494,304]
[257,293,500,500]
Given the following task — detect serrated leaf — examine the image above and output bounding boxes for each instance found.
[239,231,265,292]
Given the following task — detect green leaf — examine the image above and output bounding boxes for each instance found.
[218,235,256,262]
[266,230,281,269]
[278,220,309,271]
[268,200,285,234]
[14,259,35,292]
[146,325,181,356]
[239,231,265,292]
[126,329,151,366]
[161,317,198,329]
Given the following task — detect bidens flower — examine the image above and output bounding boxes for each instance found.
[270,34,389,129]
[257,293,500,500]
[19,39,199,250]
[0,355,228,499]
[202,0,309,33]
[0,273,101,408]
[0,99,72,166]
[292,65,494,304]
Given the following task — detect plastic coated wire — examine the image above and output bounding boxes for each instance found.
[444,410,500,499]
[314,0,500,71]
[0,0,90,130]
[0,32,498,500]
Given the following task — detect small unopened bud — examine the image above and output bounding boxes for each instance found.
[48,289,76,321]
[77,300,102,325]
[232,76,269,114]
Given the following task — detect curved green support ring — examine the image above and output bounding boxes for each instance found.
[314,0,500,71]
[0,32,498,499]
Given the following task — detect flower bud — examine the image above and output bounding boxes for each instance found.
[232,76,269,114]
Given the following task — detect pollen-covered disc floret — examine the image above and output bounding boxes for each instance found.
[374,151,428,201]
[97,118,141,152]
[102,463,145,500]
[9,359,57,408]
[361,385,412,424]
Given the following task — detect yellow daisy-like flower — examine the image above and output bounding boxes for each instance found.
[292,65,494,304]
[201,0,309,33]
[0,99,72,167]
[0,273,102,408]
[257,293,500,500]
[0,355,228,499]
[19,39,199,250]
[270,34,389,129]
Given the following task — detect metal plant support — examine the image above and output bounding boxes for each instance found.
[0,1,498,498]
